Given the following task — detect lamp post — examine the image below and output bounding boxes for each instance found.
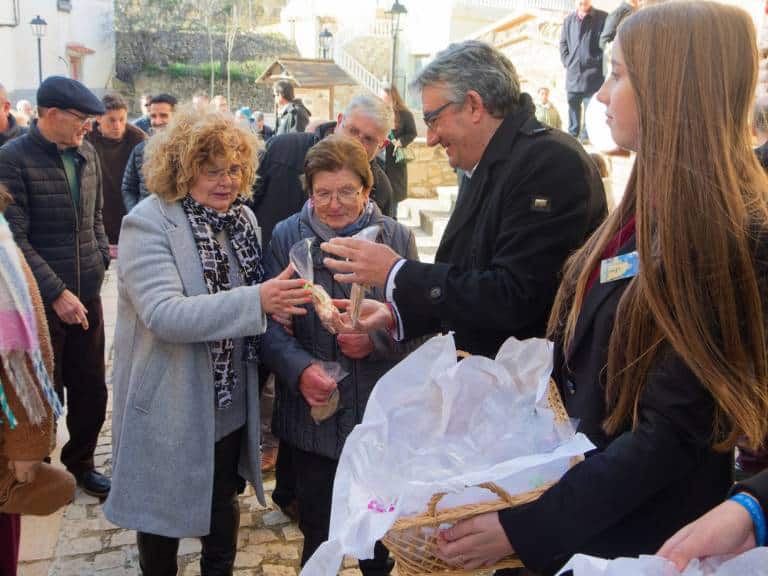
[319,27,333,60]
[386,0,407,92]
[30,15,48,85]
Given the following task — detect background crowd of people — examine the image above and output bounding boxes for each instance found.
[0,1,768,575]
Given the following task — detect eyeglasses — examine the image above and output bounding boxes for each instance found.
[205,166,243,182]
[340,123,383,150]
[60,109,95,126]
[423,101,458,130]
[312,186,362,206]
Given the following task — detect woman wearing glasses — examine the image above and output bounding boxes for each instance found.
[104,109,311,575]
[260,135,418,574]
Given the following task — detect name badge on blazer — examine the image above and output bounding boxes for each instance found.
[600,251,639,284]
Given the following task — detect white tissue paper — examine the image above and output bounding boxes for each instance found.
[301,333,596,576]
[556,548,768,576]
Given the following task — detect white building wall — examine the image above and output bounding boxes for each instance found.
[0,0,114,103]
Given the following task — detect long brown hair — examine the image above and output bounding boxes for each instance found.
[547,1,768,451]
[383,84,409,130]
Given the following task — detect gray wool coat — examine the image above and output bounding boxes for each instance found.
[103,195,266,538]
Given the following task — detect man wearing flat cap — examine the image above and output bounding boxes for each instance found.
[0,76,112,498]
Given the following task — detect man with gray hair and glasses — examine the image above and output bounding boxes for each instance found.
[251,93,394,247]
[322,40,607,358]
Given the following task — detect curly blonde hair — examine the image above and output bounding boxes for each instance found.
[143,106,261,202]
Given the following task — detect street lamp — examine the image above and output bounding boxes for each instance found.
[386,0,407,92]
[30,15,48,85]
[319,27,333,60]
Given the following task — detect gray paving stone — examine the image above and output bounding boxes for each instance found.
[57,535,102,556]
[262,510,290,527]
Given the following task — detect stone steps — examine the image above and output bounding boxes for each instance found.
[398,186,459,264]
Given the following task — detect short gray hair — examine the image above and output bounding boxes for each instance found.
[410,40,520,118]
[342,94,392,133]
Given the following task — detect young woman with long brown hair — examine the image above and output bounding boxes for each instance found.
[435,3,768,573]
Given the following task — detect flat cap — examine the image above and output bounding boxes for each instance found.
[37,76,106,116]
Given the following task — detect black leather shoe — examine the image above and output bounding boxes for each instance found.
[78,470,111,499]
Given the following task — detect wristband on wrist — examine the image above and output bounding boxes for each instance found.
[730,492,767,547]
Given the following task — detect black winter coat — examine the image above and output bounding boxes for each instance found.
[560,9,608,93]
[735,469,768,520]
[392,106,606,357]
[0,123,110,305]
[0,115,27,148]
[275,99,311,136]
[384,108,418,205]
[250,129,394,247]
[599,2,633,49]
[498,234,747,574]
[121,140,149,213]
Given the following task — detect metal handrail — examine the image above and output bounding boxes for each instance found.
[333,44,385,96]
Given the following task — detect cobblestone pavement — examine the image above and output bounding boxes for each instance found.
[19,270,365,576]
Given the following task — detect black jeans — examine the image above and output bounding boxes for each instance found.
[137,429,243,576]
[292,446,393,575]
[47,297,108,478]
[566,91,594,140]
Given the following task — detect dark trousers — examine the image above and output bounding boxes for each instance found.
[0,513,20,576]
[292,446,392,575]
[137,428,243,576]
[567,91,594,140]
[272,438,296,510]
[47,297,108,478]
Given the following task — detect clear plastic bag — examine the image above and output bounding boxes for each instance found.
[310,361,349,424]
[289,237,339,333]
[348,225,381,327]
[556,549,768,576]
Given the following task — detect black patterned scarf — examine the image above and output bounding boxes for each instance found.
[182,194,265,409]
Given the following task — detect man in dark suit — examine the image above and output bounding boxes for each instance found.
[560,0,608,141]
[322,40,607,358]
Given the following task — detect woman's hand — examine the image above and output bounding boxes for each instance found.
[436,512,514,570]
[337,333,374,359]
[657,498,757,570]
[299,363,338,407]
[8,460,41,484]
[260,264,312,316]
[332,299,395,333]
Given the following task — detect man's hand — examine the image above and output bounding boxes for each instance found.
[52,289,89,330]
[8,460,41,484]
[299,363,338,407]
[321,238,401,288]
[260,264,312,316]
[332,299,395,333]
[436,512,515,570]
[657,498,757,570]
[337,333,374,359]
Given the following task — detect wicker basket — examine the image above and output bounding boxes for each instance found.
[382,378,578,576]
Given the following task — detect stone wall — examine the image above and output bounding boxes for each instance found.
[406,138,457,199]
[125,74,274,116]
[343,36,392,83]
[116,30,298,83]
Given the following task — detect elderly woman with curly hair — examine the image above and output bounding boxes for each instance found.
[103,109,311,576]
